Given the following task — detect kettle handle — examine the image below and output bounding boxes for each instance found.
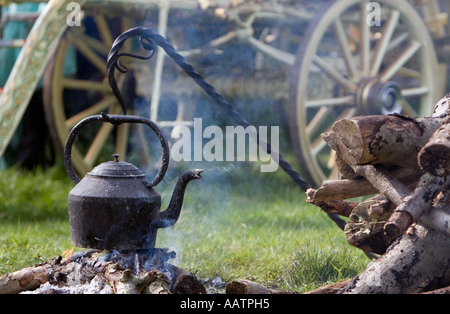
[64,113,169,186]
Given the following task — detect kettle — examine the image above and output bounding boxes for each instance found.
[64,113,202,251]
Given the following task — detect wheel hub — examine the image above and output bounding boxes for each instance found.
[356,78,403,115]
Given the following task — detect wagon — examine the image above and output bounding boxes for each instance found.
[0,0,448,186]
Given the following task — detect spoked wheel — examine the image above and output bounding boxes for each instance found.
[43,7,194,176]
[289,0,442,187]
[43,11,137,175]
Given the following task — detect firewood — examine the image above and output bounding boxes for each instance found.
[324,114,446,168]
[420,205,450,238]
[168,264,207,294]
[0,263,53,294]
[344,198,395,254]
[343,224,450,293]
[304,278,353,294]
[432,92,450,117]
[351,165,411,205]
[384,174,450,240]
[418,122,450,177]
[306,167,421,203]
[307,199,359,217]
[0,250,206,294]
[225,279,282,294]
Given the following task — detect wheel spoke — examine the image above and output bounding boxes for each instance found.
[380,41,422,82]
[396,67,420,79]
[309,107,356,156]
[83,106,121,166]
[115,122,130,157]
[312,55,357,92]
[75,32,110,55]
[306,106,330,135]
[62,78,111,92]
[359,1,370,76]
[386,32,409,52]
[84,122,114,167]
[150,4,170,121]
[247,36,295,66]
[402,86,429,97]
[333,18,358,80]
[65,96,117,129]
[71,35,107,74]
[95,15,114,49]
[311,137,327,157]
[305,95,354,108]
[399,97,418,117]
[370,10,400,77]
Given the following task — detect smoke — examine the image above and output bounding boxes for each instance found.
[114,5,296,266]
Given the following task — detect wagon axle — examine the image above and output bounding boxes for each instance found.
[356,78,403,115]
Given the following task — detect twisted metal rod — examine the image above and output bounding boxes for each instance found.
[106,26,346,229]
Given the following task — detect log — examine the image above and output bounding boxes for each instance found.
[306,167,421,203]
[418,122,450,177]
[168,264,207,294]
[343,223,450,293]
[0,250,205,294]
[304,278,353,294]
[351,165,411,205]
[225,279,283,294]
[308,199,359,218]
[344,198,395,254]
[432,92,450,117]
[0,263,54,294]
[324,114,446,168]
[384,174,450,240]
[420,205,450,238]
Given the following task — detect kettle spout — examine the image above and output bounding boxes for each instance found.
[153,169,203,229]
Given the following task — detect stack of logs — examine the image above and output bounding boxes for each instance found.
[306,93,450,293]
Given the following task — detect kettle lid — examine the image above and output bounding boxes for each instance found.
[87,154,145,178]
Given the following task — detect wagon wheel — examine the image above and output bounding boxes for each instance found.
[289,0,442,187]
[43,7,183,175]
[43,13,132,175]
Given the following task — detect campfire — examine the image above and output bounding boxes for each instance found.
[0,248,208,294]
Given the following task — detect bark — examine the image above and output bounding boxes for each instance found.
[306,167,421,203]
[432,92,450,117]
[418,122,450,177]
[308,199,359,217]
[324,114,446,168]
[304,278,353,294]
[343,224,450,294]
[384,174,450,240]
[225,279,289,294]
[306,93,450,294]
[351,165,411,205]
[0,264,54,294]
[168,264,207,294]
[344,198,395,254]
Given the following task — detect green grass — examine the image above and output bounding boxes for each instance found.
[0,162,369,292]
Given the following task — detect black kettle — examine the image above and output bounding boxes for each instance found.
[64,113,202,250]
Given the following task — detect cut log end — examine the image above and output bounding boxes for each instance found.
[418,144,450,177]
[418,122,450,177]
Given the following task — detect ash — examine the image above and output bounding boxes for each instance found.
[19,248,208,294]
[106,248,177,277]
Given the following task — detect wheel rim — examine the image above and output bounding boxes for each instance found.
[289,0,441,187]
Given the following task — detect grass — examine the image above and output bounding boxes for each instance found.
[0,161,370,292]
